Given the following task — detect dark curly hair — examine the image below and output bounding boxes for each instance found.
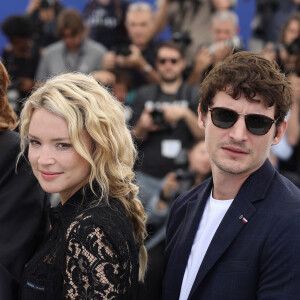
[199,51,292,126]
[1,15,33,38]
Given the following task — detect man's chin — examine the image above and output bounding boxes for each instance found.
[161,76,178,83]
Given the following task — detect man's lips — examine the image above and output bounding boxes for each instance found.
[222,146,248,154]
[222,146,249,157]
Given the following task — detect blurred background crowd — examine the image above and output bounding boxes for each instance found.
[1,0,300,299]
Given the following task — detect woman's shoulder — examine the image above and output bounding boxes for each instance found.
[66,198,136,251]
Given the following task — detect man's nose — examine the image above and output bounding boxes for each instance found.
[228,115,248,142]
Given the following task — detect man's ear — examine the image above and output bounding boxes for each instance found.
[198,105,205,129]
[272,119,287,146]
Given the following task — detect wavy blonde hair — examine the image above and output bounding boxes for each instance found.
[19,72,147,281]
[0,61,18,132]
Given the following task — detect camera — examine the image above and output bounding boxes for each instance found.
[272,38,300,56]
[175,169,197,195]
[114,42,132,56]
[172,31,192,49]
[40,0,55,8]
[175,169,196,181]
[286,38,300,55]
[207,36,244,54]
[151,108,165,126]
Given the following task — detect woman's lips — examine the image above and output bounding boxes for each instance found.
[40,171,63,180]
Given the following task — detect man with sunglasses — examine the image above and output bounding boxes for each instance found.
[163,51,300,300]
[130,42,203,209]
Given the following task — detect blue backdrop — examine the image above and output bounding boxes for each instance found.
[0,0,255,54]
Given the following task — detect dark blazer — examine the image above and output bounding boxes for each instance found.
[0,130,49,300]
[163,159,300,300]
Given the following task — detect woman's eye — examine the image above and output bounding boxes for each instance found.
[29,139,40,146]
[57,143,71,149]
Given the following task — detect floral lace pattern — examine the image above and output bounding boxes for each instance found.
[64,215,134,299]
[19,187,139,300]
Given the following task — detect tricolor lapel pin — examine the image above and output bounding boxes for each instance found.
[239,215,248,223]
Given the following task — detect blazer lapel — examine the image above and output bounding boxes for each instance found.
[164,179,213,298]
[188,160,276,299]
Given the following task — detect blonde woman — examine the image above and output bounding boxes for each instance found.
[18,72,147,299]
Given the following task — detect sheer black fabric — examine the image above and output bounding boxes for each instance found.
[19,184,139,299]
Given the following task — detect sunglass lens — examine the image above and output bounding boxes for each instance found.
[246,115,273,135]
[212,108,237,129]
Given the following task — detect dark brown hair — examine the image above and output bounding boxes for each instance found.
[0,61,18,132]
[279,12,300,45]
[56,8,85,37]
[199,51,292,125]
[156,41,184,59]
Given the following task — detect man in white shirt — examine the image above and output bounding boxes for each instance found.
[163,51,300,300]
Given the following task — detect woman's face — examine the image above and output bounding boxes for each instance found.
[28,108,93,204]
[188,141,211,176]
[284,19,300,45]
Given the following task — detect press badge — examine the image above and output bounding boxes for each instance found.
[161,140,182,158]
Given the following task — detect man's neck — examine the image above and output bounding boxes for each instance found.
[160,77,183,94]
[212,171,251,200]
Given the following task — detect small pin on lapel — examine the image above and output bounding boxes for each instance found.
[239,215,248,223]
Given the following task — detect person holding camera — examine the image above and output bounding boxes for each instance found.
[249,0,300,53]
[26,0,63,50]
[153,0,234,68]
[103,2,160,89]
[187,9,243,85]
[129,41,203,209]
[261,12,300,75]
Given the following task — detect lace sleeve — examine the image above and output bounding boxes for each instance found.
[63,216,133,299]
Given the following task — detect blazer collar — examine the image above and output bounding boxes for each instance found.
[166,160,276,299]
[188,159,276,299]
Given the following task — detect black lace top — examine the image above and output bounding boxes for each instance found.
[19,184,139,300]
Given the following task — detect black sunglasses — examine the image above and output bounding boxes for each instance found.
[208,107,278,136]
[158,58,179,64]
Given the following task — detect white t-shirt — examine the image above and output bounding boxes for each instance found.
[179,190,233,300]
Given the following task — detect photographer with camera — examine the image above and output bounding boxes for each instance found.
[129,42,203,209]
[187,10,243,85]
[103,2,160,89]
[153,0,234,68]
[249,0,300,53]
[261,12,300,75]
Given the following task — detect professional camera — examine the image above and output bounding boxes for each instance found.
[207,36,244,54]
[272,38,300,56]
[286,38,300,55]
[113,41,132,56]
[172,31,192,50]
[40,0,56,8]
[175,169,197,195]
[150,108,165,126]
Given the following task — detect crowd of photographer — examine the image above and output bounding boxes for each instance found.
[2,0,300,299]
